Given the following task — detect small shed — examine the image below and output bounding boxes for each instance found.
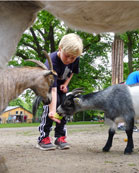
[0,106,33,124]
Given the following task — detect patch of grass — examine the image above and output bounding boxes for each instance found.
[67,121,104,125]
[104,161,114,164]
[0,123,39,128]
[128,163,136,166]
[0,121,104,128]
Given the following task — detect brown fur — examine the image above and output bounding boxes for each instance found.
[0,155,9,173]
[0,66,54,113]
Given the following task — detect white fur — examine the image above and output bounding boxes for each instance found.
[1,1,139,68]
[45,1,139,33]
[128,86,139,117]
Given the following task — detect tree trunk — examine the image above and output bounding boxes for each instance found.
[127,32,133,73]
[49,25,55,52]
[112,34,124,85]
[30,27,42,58]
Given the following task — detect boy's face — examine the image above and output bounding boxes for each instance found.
[59,49,77,65]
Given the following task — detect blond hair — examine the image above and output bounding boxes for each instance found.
[59,33,83,57]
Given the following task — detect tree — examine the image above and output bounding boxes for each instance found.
[111,34,124,84]
[70,32,112,92]
[9,10,65,65]
[9,10,113,120]
[9,97,29,111]
[120,30,139,77]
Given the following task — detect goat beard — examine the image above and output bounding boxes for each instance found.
[32,96,43,117]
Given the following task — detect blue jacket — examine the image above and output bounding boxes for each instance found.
[126,71,139,85]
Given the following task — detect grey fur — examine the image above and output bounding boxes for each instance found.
[57,84,139,154]
[58,84,135,122]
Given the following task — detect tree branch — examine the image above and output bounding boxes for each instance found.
[15,52,28,60]
[22,42,37,52]
[30,27,42,57]
[37,28,47,41]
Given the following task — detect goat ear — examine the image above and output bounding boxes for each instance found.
[44,70,57,76]
[51,70,57,76]
[44,70,52,76]
[73,97,81,105]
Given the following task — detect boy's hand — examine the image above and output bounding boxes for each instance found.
[53,113,63,120]
[48,112,61,123]
[60,84,68,93]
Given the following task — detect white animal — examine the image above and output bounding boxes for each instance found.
[1,1,139,68]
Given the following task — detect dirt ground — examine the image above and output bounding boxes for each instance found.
[0,124,139,173]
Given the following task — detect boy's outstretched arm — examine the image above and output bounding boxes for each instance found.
[48,87,61,123]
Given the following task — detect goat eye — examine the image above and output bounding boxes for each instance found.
[49,79,53,87]
[66,100,71,106]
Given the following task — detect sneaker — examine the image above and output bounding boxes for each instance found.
[55,136,70,150]
[133,126,138,132]
[36,137,56,151]
[117,125,126,131]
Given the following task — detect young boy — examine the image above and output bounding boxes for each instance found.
[37,33,83,150]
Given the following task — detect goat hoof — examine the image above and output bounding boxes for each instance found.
[124,151,132,155]
[124,148,133,155]
[102,146,110,152]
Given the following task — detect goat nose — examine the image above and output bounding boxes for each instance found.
[43,98,51,105]
[57,106,62,114]
[46,98,51,105]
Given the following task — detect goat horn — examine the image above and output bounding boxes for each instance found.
[66,88,84,96]
[72,88,84,92]
[42,50,53,71]
[25,59,47,70]
[25,52,57,76]
[42,50,57,76]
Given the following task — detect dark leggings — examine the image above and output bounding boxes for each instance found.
[38,91,66,142]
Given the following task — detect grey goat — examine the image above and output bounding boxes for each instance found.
[0,51,56,114]
[57,84,139,154]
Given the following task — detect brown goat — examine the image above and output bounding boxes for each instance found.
[0,51,56,114]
